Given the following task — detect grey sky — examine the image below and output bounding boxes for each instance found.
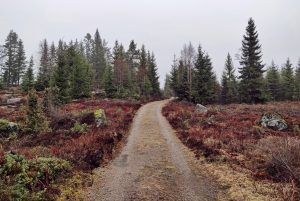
[1,0,300,87]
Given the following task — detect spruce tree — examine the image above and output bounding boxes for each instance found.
[52,40,70,105]
[163,74,173,97]
[91,29,107,87]
[69,46,93,99]
[84,33,93,62]
[126,40,139,92]
[281,58,295,101]
[36,39,50,91]
[221,53,238,104]
[25,89,49,135]
[15,39,26,85]
[295,60,300,101]
[265,61,280,101]
[176,60,190,101]
[21,56,35,92]
[239,18,265,103]
[103,65,116,98]
[147,52,160,97]
[169,56,179,95]
[3,30,19,87]
[193,45,216,104]
[137,45,149,96]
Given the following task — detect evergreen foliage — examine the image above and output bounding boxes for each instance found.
[281,58,295,101]
[193,45,217,104]
[21,56,35,92]
[265,61,281,101]
[24,89,49,135]
[221,53,238,104]
[147,52,160,97]
[295,60,300,101]
[103,64,116,98]
[239,18,265,103]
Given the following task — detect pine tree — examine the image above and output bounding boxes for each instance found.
[265,61,280,101]
[239,18,265,103]
[103,64,116,98]
[36,39,50,91]
[193,45,216,104]
[49,42,56,75]
[221,53,238,104]
[147,52,160,97]
[295,60,300,101]
[91,29,107,87]
[3,30,19,87]
[15,39,26,85]
[169,56,178,95]
[21,56,35,92]
[281,58,295,101]
[52,40,70,105]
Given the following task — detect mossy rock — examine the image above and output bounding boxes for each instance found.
[0,119,18,138]
[259,112,288,131]
[94,109,107,127]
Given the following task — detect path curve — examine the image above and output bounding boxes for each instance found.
[85,99,219,201]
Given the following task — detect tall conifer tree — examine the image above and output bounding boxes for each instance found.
[239,18,265,103]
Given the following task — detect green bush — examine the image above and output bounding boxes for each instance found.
[71,122,88,134]
[0,152,71,201]
[0,119,18,138]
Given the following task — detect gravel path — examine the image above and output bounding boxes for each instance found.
[85,99,220,201]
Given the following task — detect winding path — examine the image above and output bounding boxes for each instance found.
[85,99,219,201]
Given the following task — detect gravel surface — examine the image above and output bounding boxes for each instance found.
[84,99,221,201]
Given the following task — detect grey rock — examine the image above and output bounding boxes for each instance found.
[260,112,288,131]
[196,104,208,113]
[7,98,22,105]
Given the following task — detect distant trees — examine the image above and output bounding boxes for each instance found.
[2,30,26,87]
[166,18,300,105]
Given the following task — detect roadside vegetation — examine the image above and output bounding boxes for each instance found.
[0,28,160,200]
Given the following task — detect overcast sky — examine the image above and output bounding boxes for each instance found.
[1,0,299,87]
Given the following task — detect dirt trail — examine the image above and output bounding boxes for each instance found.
[85,99,220,201]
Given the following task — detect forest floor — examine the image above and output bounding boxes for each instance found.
[84,99,226,201]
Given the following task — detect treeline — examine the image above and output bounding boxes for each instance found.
[0,29,160,103]
[164,18,300,104]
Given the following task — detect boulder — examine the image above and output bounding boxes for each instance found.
[0,94,13,104]
[259,112,288,131]
[196,104,208,113]
[94,109,107,127]
[7,98,23,105]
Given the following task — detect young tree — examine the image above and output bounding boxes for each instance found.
[221,53,238,104]
[176,60,190,101]
[265,61,281,101]
[25,89,49,135]
[84,33,93,62]
[169,55,179,95]
[147,52,160,97]
[126,40,139,92]
[15,39,26,85]
[295,59,300,101]
[193,45,216,104]
[103,64,116,98]
[239,18,265,103]
[163,73,173,98]
[21,56,35,92]
[281,58,295,101]
[36,39,50,91]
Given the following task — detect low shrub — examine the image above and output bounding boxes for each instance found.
[0,152,72,201]
[71,122,88,134]
[0,119,18,138]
